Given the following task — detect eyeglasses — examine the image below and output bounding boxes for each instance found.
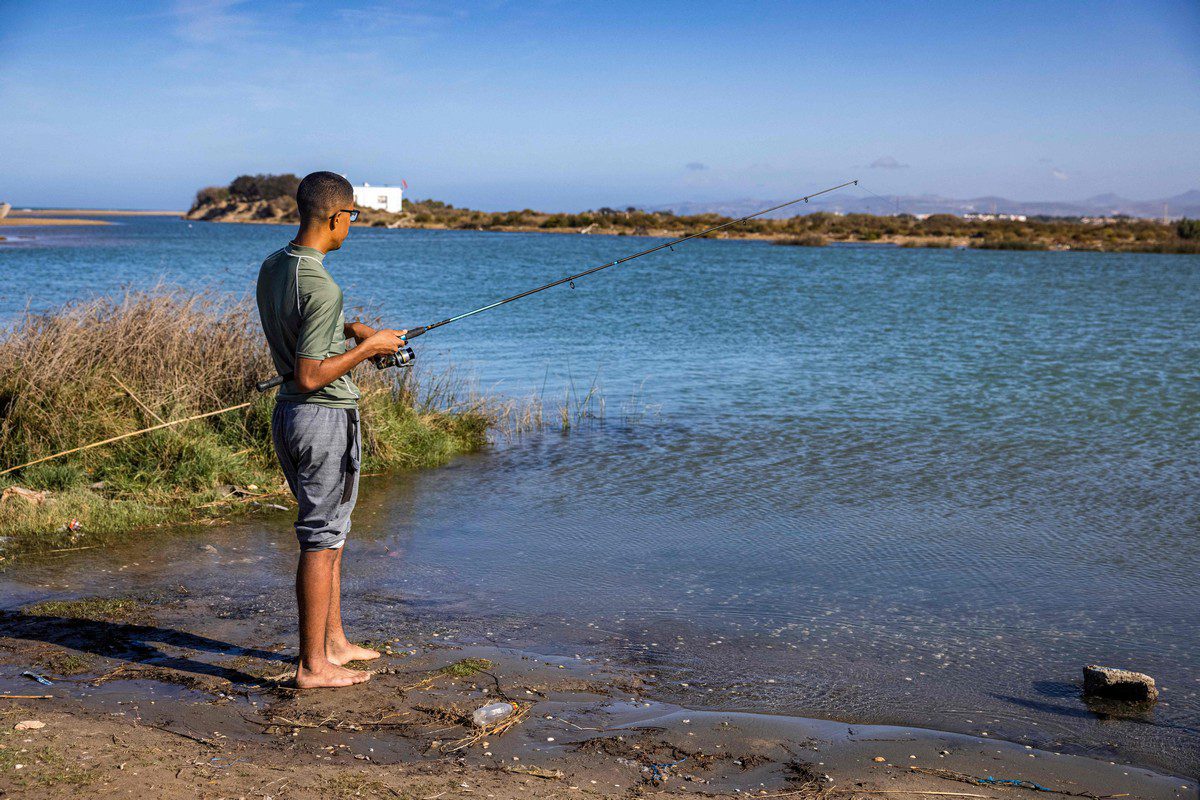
[333,209,359,222]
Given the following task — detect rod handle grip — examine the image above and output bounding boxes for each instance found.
[403,325,427,340]
[256,374,288,393]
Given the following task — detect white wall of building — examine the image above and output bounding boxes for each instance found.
[352,183,404,213]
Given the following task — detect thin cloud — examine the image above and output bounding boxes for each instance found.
[1052,169,1069,181]
[337,4,467,28]
[172,0,257,45]
[685,162,708,171]
[869,156,909,169]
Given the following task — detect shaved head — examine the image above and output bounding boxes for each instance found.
[296,171,353,224]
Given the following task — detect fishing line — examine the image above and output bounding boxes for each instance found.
[258,178,859,392]
[855,182,907,216]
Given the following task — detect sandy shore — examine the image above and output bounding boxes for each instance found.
[0,209,181,228]
[0,594,1193,799]
[0,217,112,227]
[3,209,182,216]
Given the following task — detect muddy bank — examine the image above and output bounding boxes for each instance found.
[0,593,1193,799]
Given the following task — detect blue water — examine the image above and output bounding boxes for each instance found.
[2,217,1198,777]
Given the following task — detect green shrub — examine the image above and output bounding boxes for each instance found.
[227,173,301,202]
[193,186,229,206]
[972,239,1048,251]
[773,234,827,247]
[1177,218,1200,240]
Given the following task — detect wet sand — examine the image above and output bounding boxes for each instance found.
[0,594,1193,799]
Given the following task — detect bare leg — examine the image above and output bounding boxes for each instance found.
[325,545,381,666]
[295,548,370,689]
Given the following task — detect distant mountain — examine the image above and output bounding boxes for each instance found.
[651,190,1200,219]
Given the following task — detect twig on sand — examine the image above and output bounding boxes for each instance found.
[552,716,608,732]
[502,764,564,779]
[0,694,54,699]
[37,545,100,555]
[909,766,1105,798]
[197,491,281,509]
[145,724,219,747]
[852,792,990,798]
[90,664,139,685]
[443,703,530,753]
[246,710,413,734]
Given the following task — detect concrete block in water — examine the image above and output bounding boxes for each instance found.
[1083,665,1158,702]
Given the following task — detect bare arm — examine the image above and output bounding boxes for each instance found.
[344,320,376,344]
[294,328,406,393]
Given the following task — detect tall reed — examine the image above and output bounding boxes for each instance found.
[0,289,490,551]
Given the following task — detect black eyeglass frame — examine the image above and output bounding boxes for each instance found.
[332,209,359,222]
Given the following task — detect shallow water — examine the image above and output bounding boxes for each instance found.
[2,217,1198,776]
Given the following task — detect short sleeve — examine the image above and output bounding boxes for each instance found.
[296,268,344,360]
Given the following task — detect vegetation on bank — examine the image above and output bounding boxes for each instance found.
[0,289,494,556]
[186,174,1200,254]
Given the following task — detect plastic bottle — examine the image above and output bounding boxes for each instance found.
[471,701,516,727]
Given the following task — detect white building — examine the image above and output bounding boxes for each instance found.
[352,182,404,213]
[962,212,1027,222]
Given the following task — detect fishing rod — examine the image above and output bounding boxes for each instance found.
[256,178,858,392]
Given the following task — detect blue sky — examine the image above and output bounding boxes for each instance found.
[1,1,1197,210]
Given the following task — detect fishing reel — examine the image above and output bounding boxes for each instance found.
[372,346,416,371]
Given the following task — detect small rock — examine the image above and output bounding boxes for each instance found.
[872,756,886,762]
[202,544,219,554]
[1083,665,1158,702]
[15,720,45,731]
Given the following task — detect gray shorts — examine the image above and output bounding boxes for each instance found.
[271,401,361,551]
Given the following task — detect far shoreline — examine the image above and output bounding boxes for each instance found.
[4,208,183,216]
[183,214,1200,253]
[0,209,182,229]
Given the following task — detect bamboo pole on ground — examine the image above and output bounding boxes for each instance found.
[0,401,252,477]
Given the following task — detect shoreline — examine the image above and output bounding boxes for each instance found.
[183,213,1200,254]
[0,210,180,229]
[0,217,112,227]
[2,209,182,216]
[0,594,1193,799]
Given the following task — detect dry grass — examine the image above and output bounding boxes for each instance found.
[0,288,494,553]
[0,288,615,555]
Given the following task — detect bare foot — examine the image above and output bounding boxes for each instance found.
[295,660,371,689]
[326,640,381,666]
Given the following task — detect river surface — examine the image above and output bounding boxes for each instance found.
[2,217,1198,777]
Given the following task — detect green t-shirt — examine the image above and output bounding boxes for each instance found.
[255,243,360,408]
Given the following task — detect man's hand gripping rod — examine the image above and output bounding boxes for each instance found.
[256,179,858,393]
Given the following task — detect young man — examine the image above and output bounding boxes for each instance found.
[256,171,407,689]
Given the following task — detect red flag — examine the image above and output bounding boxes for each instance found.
[401,179,408,190]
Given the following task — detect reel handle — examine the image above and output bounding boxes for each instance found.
[368,325,425,371]
[372,346,416,371]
